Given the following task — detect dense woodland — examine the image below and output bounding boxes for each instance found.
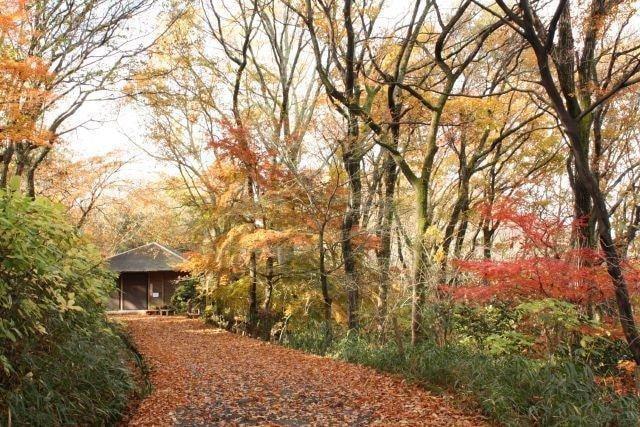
[3,0,640,425]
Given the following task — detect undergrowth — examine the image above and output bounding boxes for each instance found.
[0,185,140,426]
[284,323,640,426]
[3,321,136,426]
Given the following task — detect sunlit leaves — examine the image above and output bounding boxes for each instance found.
[0,1,54,146]
[448,200,640,309]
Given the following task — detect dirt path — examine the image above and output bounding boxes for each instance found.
[118,316,486,426]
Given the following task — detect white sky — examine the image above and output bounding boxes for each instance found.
[65,99,165,181]
[60,0,173,183]
[59,0,537,185]
[60,0,430,184]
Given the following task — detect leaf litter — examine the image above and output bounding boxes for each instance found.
[118,316,487,426]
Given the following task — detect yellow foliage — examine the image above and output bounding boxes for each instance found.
[0,2,54,146]
[423,225,442,245]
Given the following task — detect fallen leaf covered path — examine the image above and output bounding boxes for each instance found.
[118,316,486,426]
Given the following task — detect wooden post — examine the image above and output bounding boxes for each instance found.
[146,272,150,310]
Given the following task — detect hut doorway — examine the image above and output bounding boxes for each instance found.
[122,272,149,310]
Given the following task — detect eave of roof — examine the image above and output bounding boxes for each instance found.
[107,242,186,273]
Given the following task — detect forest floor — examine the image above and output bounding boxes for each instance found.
[116,315,487,426]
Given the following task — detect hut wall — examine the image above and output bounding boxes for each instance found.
[148,271,182,309]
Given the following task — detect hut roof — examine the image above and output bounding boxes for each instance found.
[107,242,186,272]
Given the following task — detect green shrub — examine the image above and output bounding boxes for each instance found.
[171,277,200,312]
[4,323,134,425]
[283,319,336,355]
[566,336,633,374]
[0,182,135,425]
[428,299,630,369]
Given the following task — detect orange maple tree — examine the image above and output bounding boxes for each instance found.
[0,1,53,147]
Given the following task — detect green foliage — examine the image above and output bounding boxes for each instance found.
[446,301,532,355]
[4,323,134,425]
[565,336,633,374]
[482,330,534,356]
[423,299,626,365]
[171,277,200,312]
[0,184,134,425]
[283,319,335,355]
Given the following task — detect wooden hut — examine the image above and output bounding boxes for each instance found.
[106,242,186,311]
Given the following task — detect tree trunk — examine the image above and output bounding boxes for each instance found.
[318,226,332,326]
[342,110,362,331]
[576,148,640,363]
[568,155,595,249]
[482,225,494,260]
[623,204,640,258]
[263,256,275,313]
[411,182,429,345]
[248,249,259,336]
[410,103,445,345]
[394,205,410,269]
[376,76,403,333]
[440,176,469,278]
[532,46,640,364]
[340,0,362,332]
[376,152,398,333]
[0,142,14,189]
[453,208,469,260]
[26,146,51,198]
[261,256,275,340]
[14,155,25,177]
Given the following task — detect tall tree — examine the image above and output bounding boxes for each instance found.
[288,0,384,330]
[484,0,640,363]
[370,0,503,343]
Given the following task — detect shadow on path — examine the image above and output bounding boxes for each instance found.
[118,316,486,426]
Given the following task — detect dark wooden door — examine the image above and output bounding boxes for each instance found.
[122,272,148,310]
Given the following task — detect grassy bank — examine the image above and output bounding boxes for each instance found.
[284,327,640,426]
[3,320,137,426]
